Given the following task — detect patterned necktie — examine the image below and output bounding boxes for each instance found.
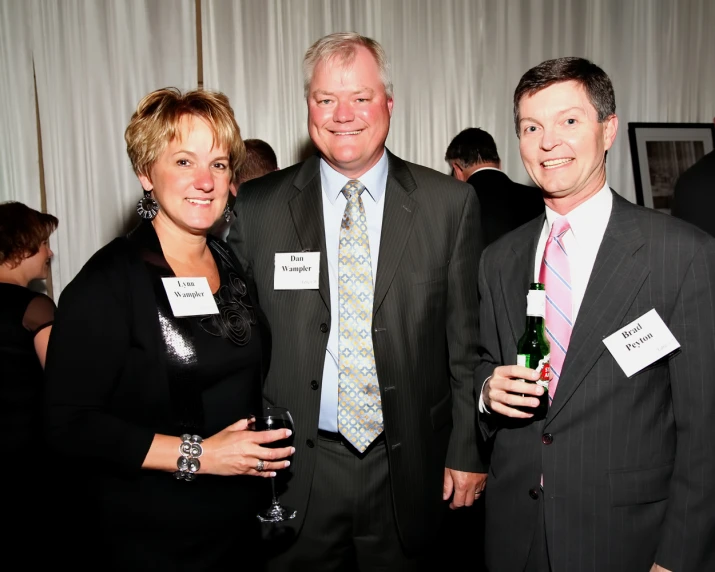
[539,217,573,404]
[337,179,383,452]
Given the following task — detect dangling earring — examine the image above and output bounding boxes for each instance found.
[136,190,159,220]
[223,202,231,223]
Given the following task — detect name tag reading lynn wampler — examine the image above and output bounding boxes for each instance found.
[161,277,219,317]
[274,252,320,290]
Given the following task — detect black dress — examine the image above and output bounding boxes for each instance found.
[0,284,55,453]
[45,222,271,571]
[0,284,56,559]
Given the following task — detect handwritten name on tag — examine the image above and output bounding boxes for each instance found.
[602,308,680,377]
[161,277,219,317]
[274,252,320,290]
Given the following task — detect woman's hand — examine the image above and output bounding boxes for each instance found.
[200,418,294,477]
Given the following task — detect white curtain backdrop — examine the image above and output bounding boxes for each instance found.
[0,0,41,210]
[203,0,715,207]
[1,0,713,295]
[30,0,197,294]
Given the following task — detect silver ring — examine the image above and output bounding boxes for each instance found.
[256,459,265,472]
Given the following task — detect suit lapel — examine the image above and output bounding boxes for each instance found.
[373,151,417,315]
[501,217,544,347]
[288,156,331,311]
[546,193,649,425]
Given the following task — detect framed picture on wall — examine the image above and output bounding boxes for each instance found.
[628,122,715,214]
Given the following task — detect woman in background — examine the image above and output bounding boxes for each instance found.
[45,88,292,571]
[0,201,58,559]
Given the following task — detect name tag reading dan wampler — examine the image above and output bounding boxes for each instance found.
[161,277,219,317]
[602,308,680,377]
[274,252,320,290]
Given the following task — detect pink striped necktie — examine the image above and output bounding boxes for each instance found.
[539,217,573,404]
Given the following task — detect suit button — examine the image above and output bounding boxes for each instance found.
[310,380,319,390]
[542,433,553,445]
[529,488,539,500]
[320,323,329,333]
[306,439,315,448]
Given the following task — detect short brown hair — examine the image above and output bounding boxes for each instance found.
[445,128,501,168]
[303,32,393,99]
[0,201,58,268]
[125,87,245,178]
[236,139,278,186]
[513,57,616,136]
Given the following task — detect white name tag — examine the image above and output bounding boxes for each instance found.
[274,252,320,290]
[602,308,680,377]
[161,277,219,317]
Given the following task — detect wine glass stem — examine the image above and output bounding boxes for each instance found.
[270,476,279,505]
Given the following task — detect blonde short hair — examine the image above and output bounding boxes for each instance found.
[125,87,245,178]
[303,32,393,99]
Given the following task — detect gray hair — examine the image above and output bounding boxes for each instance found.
[303,32,393,99]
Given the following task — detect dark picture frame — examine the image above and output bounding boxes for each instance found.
[628,122,715,213]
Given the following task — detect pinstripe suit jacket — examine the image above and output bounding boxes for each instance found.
[229,150,486,556]
[476,191,715,572]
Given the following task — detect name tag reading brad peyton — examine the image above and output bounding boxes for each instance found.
[274,252,320,290]
[161,277,219,317]
[602,308,680,377]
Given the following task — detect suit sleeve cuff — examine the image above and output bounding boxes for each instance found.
[478,376,492,414]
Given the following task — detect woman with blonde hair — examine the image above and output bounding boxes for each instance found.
[45,88,291,570]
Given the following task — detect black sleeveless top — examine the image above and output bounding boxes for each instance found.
[0,284,55,461]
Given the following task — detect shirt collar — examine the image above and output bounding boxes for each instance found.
[320,150,389,205]
[544,182,612,242]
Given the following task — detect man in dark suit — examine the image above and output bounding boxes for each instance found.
[672,119,715,237]
[446,127,544,245]
[476,57,715,572]
[212,138,280,241]
[229,32,487,570]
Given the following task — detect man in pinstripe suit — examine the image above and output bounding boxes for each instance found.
[476,57,715,572]
[229,32,487,570]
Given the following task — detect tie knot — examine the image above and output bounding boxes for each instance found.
[342,179,365,201]
[549,217,571,240]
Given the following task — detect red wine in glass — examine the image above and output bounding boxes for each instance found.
[253,406,296,523]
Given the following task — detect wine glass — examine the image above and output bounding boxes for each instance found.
[253,406,297,523]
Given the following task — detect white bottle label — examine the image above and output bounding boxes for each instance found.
[526,289,545,317]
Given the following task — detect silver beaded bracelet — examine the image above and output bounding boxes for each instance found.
[174,434,203,481]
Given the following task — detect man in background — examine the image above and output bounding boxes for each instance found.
[230,31,487,570]
[477,57,715,572]
[446,127,543,245]
[236,138,279,189]
[671,118,715,237]
[212,138,279,240]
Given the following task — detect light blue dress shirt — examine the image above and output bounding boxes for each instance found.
[318,151,388,432]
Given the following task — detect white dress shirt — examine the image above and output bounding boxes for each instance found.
[479,183,613,412]
[318,151,388,431]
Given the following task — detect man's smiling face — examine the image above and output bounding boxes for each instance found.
[307,45,393,179]
[517,80,618,212]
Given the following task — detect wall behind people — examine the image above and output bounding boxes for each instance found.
[1,0,714,294]
[0,0,197,295]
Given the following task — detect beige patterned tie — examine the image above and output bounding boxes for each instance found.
[337,179,383,452]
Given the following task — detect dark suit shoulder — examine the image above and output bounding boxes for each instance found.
[237,160,308,205]
[676,149,715,186]
[393,155,474,205]
[480,215,543,264]
[615,192,713,243]
[56,236,137,309]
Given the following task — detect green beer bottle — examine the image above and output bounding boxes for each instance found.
[516,283,550,420]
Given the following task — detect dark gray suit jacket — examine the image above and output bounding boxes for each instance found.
[467,169,543,246]
[475,192,715,572]
[229,150,485,555]
[672,149,715,237]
